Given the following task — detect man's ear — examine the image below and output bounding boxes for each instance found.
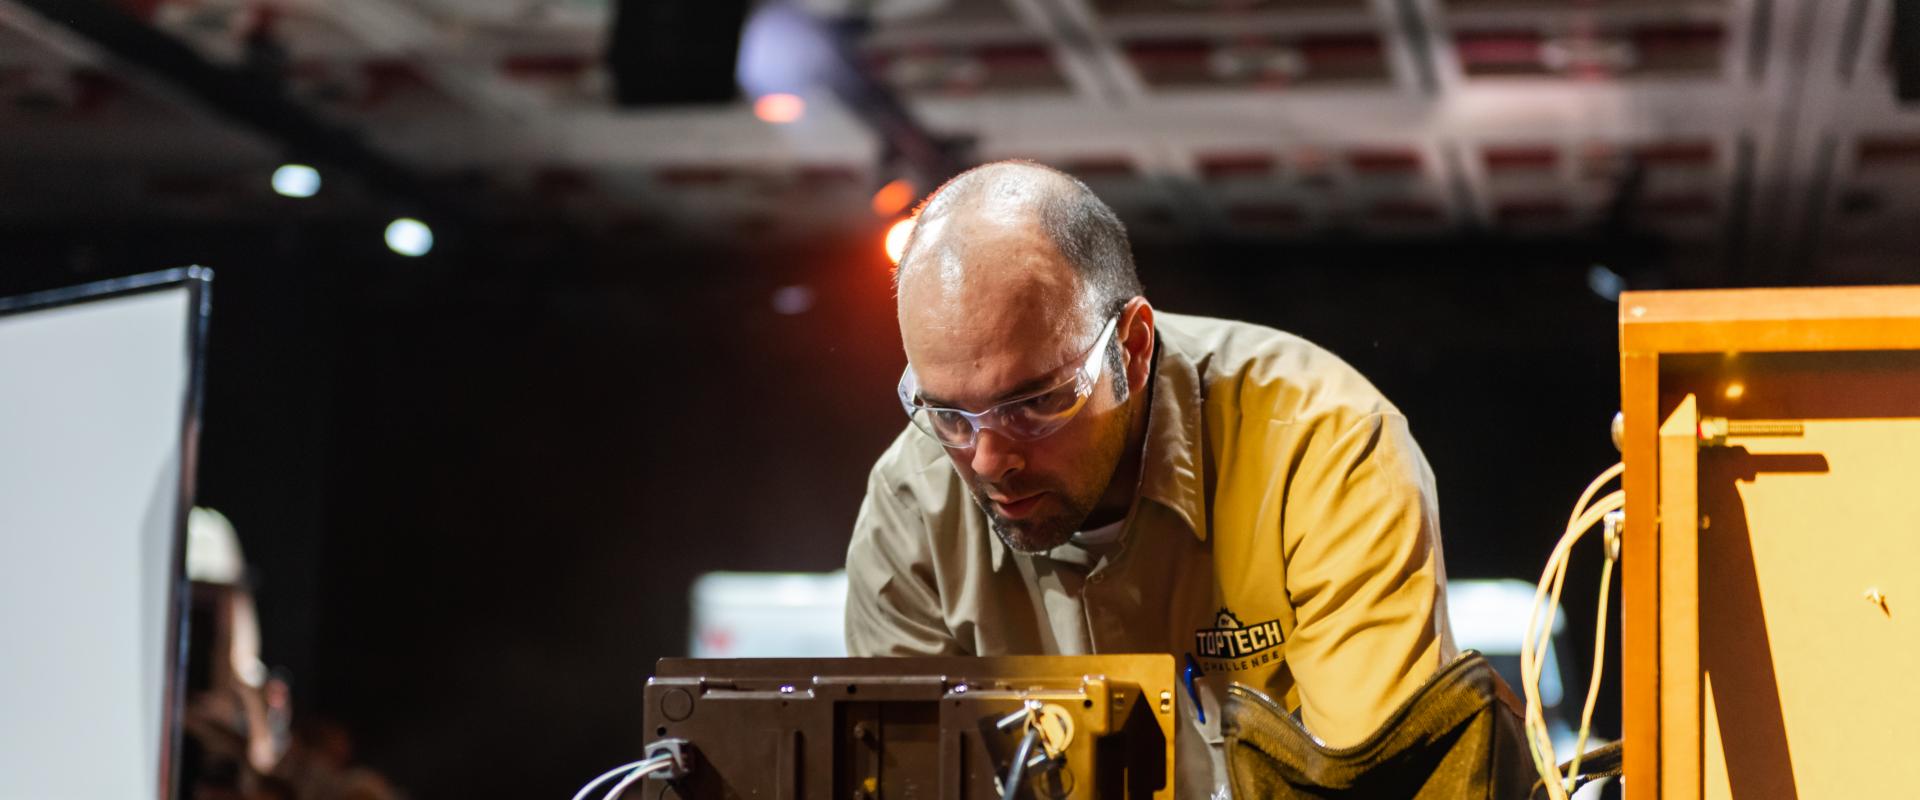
[1121,297,1155,396]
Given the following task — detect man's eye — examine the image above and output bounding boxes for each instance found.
[1016,388,1076,415]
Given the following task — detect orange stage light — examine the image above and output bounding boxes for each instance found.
[885,217,916,265]
[870,178,916,217]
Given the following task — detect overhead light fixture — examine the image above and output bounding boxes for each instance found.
[271,164,321,198]
[736,4,835,100]
[385,218,434,257]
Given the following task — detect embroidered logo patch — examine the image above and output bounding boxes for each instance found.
[1193,608,1285,669]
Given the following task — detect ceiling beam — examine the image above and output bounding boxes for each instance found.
[4,0,455,217]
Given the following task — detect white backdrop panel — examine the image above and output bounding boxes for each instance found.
[0,285,196,800]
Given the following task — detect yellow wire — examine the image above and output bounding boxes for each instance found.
[1522,464,1624,800]
[1520,521,1566,786]
[1567,546,1615,784]
[1536,491,1622,795]
[1567,462,1624,530]
[1525,535,1569,789]
[1526,545,1569,787]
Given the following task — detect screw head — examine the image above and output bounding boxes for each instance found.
[660,688,694,722]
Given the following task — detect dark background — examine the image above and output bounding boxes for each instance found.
[0,221,1690,796]
[6,1,1918,792]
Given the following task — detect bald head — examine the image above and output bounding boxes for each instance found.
[894,161,1141,339]
[889,163,1153,555]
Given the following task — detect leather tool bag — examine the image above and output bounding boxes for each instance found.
[1221,651,1542,799]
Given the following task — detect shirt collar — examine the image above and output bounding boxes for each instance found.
[1137,326,1211,541]
[989,325,1211,570]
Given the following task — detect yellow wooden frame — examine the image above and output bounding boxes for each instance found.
[1618,285,1920,800]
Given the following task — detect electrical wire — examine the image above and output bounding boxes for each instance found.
[1001,726,1041,800]
[572,755,670,800]
[603,758,674,800]
[1521,462,1625,800]
[1567,537,1615,783]
[1527,493,1621,799]
[1530,486,1623,797]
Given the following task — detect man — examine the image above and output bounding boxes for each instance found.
[844,161,1456,796]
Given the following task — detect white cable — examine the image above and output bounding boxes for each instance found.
[603,759,673,800]
[1568,463,1624,532]
[572,756,668,800]
[1529,495,1620,799]
[1522,462,1625,800]
[1527,486,1623,798]
[1566,540,1615,782]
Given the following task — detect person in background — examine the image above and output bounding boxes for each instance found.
[178,508,400,800]
[180,507,281,799]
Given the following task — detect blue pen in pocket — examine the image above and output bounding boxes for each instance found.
[1182,652,1206,724]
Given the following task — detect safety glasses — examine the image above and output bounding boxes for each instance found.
[896,313,1120,449]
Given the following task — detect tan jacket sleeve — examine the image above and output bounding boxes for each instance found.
[1279,411,1454,747]
[844,462,965,657]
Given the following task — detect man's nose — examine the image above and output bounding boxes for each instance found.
[969,428,1025,483]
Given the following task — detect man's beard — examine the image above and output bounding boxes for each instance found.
[968,402,1135,555]
[976,483,1098,554]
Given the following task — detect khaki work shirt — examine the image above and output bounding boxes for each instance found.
[844,312,1457,797]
